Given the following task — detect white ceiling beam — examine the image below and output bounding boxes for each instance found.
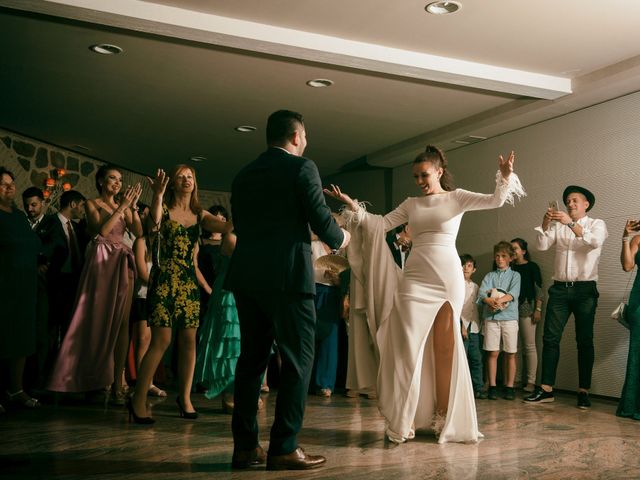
[366,54,640,168]
[3,0,572,99]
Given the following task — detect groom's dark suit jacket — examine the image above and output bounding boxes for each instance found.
[225,146,345,455]
[225,147,344,293]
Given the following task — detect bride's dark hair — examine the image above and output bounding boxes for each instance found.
[413,145,455,191]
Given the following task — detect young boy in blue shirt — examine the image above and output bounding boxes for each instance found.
[477,241,521,400]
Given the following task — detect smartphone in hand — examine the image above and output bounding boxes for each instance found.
[548,200,560,211]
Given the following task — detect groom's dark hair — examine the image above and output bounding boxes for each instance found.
[266,110,304,146]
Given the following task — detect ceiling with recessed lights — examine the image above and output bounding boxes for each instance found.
[1,0,640,190]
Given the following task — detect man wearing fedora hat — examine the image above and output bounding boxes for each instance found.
[524,186,608,408]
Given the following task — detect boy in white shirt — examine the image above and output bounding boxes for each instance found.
[459,254,485,399]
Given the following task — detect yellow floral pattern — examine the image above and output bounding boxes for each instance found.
[147,205,201,329]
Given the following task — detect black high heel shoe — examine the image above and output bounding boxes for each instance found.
[176,396,198,419]
[126,398,155,425]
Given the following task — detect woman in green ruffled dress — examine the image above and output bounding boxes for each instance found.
[195,232,241,412]
[617,219,640,420]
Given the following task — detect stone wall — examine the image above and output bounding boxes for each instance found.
[0,128,230,215]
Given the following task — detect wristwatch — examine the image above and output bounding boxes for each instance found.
[567,221,576,228]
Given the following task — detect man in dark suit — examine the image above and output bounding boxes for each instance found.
[36,190,87,363]
[226,110,349,471]
[22,186,46,229]
[21,187,49,389]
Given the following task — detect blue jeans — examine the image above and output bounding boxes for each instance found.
[541,281,599,389]
[463,332,484,393]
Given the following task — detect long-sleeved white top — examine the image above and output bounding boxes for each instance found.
[534,215,608,282]
[461,280,481,333]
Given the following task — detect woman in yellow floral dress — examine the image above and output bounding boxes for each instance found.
[129,165,230,424]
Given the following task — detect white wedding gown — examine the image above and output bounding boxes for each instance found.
[344,172,524,444]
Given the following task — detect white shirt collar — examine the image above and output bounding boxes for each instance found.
[29,213,44,228]
[57,212,72,226]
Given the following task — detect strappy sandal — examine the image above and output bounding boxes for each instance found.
[148,385,167,397]
[108,387,128,406]
[221,394,234,414]
[7,390,40,408]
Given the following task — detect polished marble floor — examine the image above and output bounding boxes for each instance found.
[0,389,638,480]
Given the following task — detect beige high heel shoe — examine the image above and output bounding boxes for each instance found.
[222,394,264,414]
[108,386,128,406]
[148,384,167,397]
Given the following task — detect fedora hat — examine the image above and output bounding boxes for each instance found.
[563,185,595,212]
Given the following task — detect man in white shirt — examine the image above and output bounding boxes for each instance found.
[524,186,608,409]
[459,254,485,398]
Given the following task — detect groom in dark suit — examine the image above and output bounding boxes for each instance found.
[226,110,349,470]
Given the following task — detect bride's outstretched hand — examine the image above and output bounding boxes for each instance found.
[323,184,357,211]
[498,151,515,179]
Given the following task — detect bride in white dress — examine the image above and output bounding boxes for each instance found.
[325,146,524,444]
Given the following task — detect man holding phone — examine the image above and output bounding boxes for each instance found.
[525,185,608,409]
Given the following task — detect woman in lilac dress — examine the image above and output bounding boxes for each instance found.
[48,165,142,402]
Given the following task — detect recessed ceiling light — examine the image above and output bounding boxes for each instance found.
[89,44,123,55]
[306,79,334,88]
[190,155,207,162]
[235,125,257,133]
[425,1,462,15]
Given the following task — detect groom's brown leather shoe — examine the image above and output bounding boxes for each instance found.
[266,447,326,470]
[231,446,267,469]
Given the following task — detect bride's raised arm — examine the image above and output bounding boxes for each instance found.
[456,151,525,212]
